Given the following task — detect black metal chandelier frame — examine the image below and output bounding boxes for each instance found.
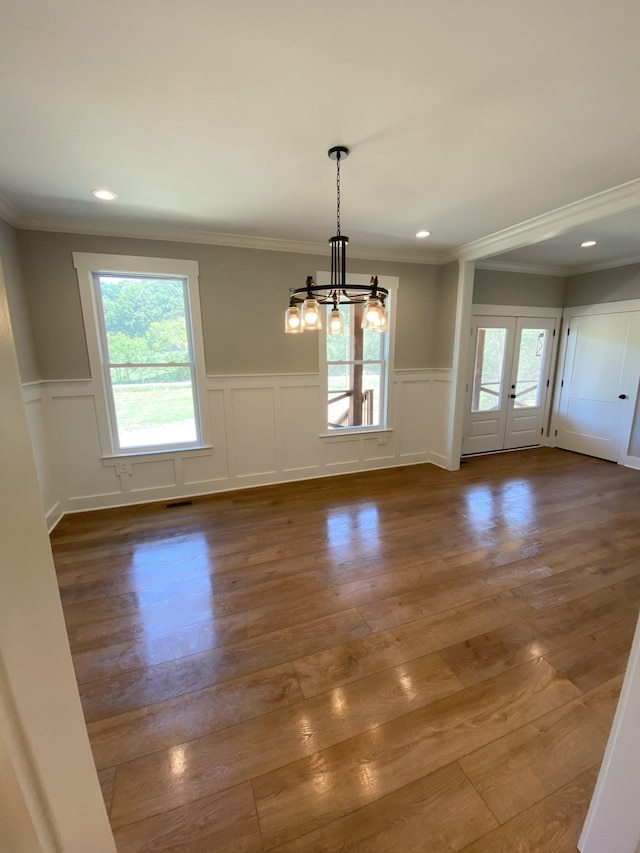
[287,146,388,312]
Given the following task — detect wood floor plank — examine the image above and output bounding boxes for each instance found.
[252,659,580,849]
[88,662,304,769]
[269,762,498,853]
[512,556,640,611]
[79,609,371,721]
[459,700,607,823]
[66,598,249,654]
[457,766,598,853]
[543,613,638,692]
[109,651,463,828]
[113,783,263,853]
[357,555,557,633]
[63,568,328,627]
[580,674,624,734]
[97,766,116,815]
[72,618,247,685]
[439,582,640,688]
[295,591,533,697]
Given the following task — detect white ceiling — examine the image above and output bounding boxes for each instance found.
[1,0,639,265]
[486,208,640,273]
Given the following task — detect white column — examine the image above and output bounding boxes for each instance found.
[579,613,640,853]
[0,257,116,851]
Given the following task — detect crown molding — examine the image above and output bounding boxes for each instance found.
[17,214,445,265]
[0,194,23,227]
[568,254,640,277]
[475,260,569,277]
[458,179,640,262]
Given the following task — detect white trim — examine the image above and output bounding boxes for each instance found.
[446,261,475,470]
[458,179,640,262]
[473,304,563,319]
[475,260,568,277]
[72,252,209,456]
[13,216,445,264]
[571,256,640,276]
[316,271,399,436]
[561,299,640,317]
[206,372,320,379]
[100,445,213,462]
[319,428,393,439]
[395,367,452,377]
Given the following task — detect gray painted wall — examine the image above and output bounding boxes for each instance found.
[473,268,565,308]
[16,230,441,379]
[564,263,640,307]
[0,219,39,382]
[434,261,459,368]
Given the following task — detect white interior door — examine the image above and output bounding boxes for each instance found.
[463,315,557,455]
[555,310,640,462]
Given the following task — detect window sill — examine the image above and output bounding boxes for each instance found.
[101,444,213,461]
[318,428,393,439]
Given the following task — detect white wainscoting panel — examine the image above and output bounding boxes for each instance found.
[49,389,121,505]
[229,386,278,478]
[396,374,432,461]
[182,450,225,486]
[21,383,61,529]
[129,458,177,493]
[22,369,452,521]
[280,385,322,473]
[205,389,230,481]
[324,437,361,467]
[429,375,453,467]
[363,435,395,463]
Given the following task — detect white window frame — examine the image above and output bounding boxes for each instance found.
[73,252,210,457]
[317,271,399,436]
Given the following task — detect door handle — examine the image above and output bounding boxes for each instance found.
[618,394,628,399]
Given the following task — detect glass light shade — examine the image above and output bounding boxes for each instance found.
[285,305,303,333]
[302,297,322,330]
[378,304,388,332]
[362,297,382,330]
[329,307,344,335]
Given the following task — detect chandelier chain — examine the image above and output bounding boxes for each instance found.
[336,153,341,236]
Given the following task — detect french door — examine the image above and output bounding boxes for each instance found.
[463,315,557,454]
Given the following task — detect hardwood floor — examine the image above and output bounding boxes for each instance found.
[51,447,640,852]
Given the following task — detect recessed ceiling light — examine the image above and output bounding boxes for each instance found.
[91,188,118,201]
[416,230,431,239]
[580,240,597,248]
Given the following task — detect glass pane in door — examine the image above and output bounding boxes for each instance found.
[471,327,508,412]
[514,329,547,408]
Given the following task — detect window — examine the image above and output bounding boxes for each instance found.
[74,254,208,455]
[320,273,397,433]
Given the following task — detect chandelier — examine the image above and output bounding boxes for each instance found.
[285,146,389,335]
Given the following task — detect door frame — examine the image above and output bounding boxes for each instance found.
[549,299,640,468]
[466,304,562,452]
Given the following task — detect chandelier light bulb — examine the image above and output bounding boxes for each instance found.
[362,298,382,329]
[302,297,322,330]
[285,305,303,333]
[329,307,344,335]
